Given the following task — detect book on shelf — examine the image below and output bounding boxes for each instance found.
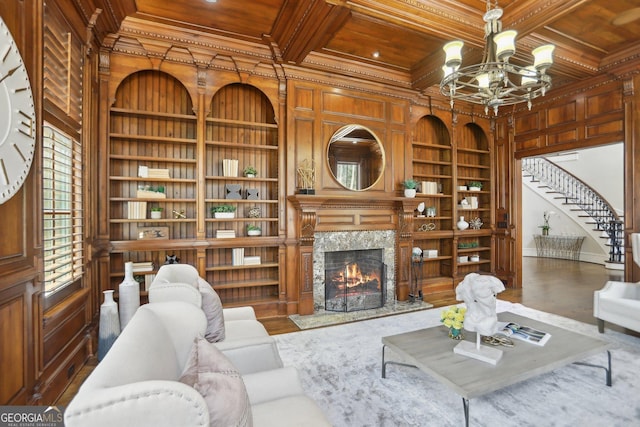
[216,229,237,238]
[495,321,551,346]
[127,201,147,219]
[243,256,261,265]
[138,166,149,178]
[136,189,167,199]
[232,248,245,266]
[222,159,239,177]
[147,168,170,179]
[131,261,154,272]
[144,273,156,291]
[138,166,170,179]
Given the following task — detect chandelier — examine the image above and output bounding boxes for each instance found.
[439,0,555,115]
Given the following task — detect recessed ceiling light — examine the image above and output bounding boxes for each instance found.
[372,51,380,58]
[612,7,640,25]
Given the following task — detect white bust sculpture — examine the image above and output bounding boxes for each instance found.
[455,273,505,336]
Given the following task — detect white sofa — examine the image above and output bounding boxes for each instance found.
[64,301,331,426]
[148,264,282,374]
[594,233,640,334]
[594,280,640,333]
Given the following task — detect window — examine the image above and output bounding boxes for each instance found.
[336,162,360,190]
[43,124,83,296]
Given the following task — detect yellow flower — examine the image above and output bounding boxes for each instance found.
[440,306,465,330]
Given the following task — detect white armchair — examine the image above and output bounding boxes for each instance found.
[594,233,640,333]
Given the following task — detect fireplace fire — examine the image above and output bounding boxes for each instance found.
[325,249,386,312]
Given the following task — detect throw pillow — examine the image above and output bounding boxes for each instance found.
[198,278,226,342]
[180,336,253,427]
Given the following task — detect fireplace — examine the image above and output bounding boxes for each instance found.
[312,230,396,312]
[324,249,386,312]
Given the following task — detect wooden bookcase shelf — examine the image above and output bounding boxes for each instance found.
[107,73,282,312]
[410,115,493,296]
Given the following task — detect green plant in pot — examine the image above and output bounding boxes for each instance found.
[402,179,419,198]
[243,165,257,177]
[538,210,554,236]
[150,206,163,218]
[467,181,483,190]
[247,224,262,236]
[211,204,237,218]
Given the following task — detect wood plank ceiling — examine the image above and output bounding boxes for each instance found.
[104,0,640,92]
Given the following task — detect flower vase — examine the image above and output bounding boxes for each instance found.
[542,228,549,236]
[118,261,140,329]
[457,216,469,231]
[448,328,464,340]
[404,188,417,198]
[98,290,120,361]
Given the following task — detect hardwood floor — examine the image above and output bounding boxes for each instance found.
[56,257,629,406]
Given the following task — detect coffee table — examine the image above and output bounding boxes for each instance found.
[381,312,611,426]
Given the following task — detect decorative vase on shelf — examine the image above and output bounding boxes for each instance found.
[457,216,469,231]
[118,261,140,330]
[404,188,417,198]
[98,290,120,361]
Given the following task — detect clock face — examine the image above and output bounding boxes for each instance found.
[0,17,36,204]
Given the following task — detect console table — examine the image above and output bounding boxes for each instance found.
[534,235,586,261]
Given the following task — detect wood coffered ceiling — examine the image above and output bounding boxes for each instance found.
[102,0,640,92]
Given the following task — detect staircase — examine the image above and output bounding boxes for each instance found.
[522,157,623,268]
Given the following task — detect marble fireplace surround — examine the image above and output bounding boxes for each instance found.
[289,195,417,315]
[314,230,395,311]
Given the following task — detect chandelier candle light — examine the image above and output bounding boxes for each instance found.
[440,0,555,115]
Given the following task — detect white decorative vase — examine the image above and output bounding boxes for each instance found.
[150,210,162,219]
[247,229,262,236]
[404,188,417,198]
[118,262,140,330]
[457,216,469,231]
[98,290,120,361]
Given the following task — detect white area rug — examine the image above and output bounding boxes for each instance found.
[274,300,640,427]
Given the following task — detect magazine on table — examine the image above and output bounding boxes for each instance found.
[495,321,551,346]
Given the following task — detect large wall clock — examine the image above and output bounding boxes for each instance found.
[0,16,36,204]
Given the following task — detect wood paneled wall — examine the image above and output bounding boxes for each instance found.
[0,0,106,406]
[0,0,42,406]
[286,82,410,198]
[494,74,638,286]
[513,77,624,156]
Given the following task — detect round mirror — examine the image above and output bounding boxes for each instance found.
[327,125,385,191]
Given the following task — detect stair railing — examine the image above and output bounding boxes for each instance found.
[522,156,623,263]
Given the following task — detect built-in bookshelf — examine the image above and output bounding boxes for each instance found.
[203,83,280,307]
[107,73,282,311]
[453,122,492,280]
[410,115,493,295]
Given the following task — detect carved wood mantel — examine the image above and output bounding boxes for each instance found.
[288,194,421,314]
